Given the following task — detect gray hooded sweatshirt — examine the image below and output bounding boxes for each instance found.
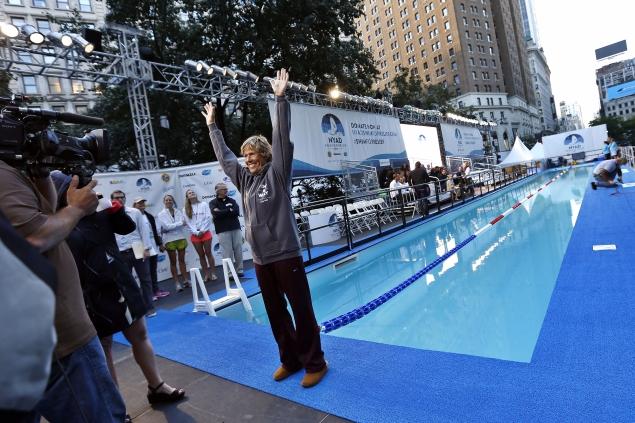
[208,96,301,265]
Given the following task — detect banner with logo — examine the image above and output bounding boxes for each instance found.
[439,123,485,157]
[541,125,607,159]
[94,160,252,282]
[268,101,406,176]
[400,123,443,167]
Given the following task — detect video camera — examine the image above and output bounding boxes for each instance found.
[0,95,109,186]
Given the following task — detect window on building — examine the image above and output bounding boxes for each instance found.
[487,34,492,42]
[425,74,431,82]
[22,76,38,94]
[451,61,457,70]
[75,105,89,114]
[51,105,65,113]
[472,71,477,79]
[465,30,470,38]
[449,47,455,56]
[470,57,475,66]
[463,16,468,25]
[447,34,453,43]
[484,21,490,29]
[32,0,46,7]
[460,3,465,12]
[444,21,450,30]
[11,17,26,26]
[78,0,92,12]
[72,80,85,94]
[477,97,481,105]
[489,47,494,55]
[475,84,479,92]
[56,0,70,9]
[442,7,448,16]
[7,0,23,5]
[500,111,505,119]
[454,75,460,84]
[468,43,473,52]
[48,77,63,94]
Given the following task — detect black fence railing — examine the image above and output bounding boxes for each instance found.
[294,163,540,265]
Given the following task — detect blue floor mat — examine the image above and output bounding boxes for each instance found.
[117,169,635,422]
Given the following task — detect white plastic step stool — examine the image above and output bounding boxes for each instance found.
[190,258,253,317]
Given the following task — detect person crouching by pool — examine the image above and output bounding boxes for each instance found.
[158,194,190,291]
[183,189,217,281]
[201,68,328,388]
[591,157,626,190]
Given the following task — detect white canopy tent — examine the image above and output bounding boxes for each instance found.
[498,136,533,167]
[530,142,545,161]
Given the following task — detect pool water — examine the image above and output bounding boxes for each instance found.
[219,166,592,362]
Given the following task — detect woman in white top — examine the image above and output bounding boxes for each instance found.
[158,194,189,291]
[183,189,217,281]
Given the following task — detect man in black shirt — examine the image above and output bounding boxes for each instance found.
[409,161,430,215]
[209,183,244,277]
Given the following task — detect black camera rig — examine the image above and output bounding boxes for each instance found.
[0,95,109,186]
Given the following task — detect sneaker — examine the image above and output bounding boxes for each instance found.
[155,289,170,298]
[591,182,597,190]
[176,283,184,292]
[146,311,157,318]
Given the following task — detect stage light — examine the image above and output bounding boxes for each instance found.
[197,61,213,75]
[69,33,94,54]
[210,64,226,76]
[235,70,259,82]
[184,60,199,71]
[20,24,44,44]
[329,86,341,99]
[224,67,238,79]
[0,22,19,38]
[46,31,73,47]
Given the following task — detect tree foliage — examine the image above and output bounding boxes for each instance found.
[589,115,635,145]
[99,0,376,168]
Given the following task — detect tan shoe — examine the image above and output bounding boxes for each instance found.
[300,363,329,388]
[272,365,300,382]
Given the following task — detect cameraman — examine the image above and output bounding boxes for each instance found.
[0,161,126,422]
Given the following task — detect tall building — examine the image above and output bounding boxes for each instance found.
[596,58,635,120]
[558,101,584,132]
[1,0,108,114]
[355,0,541,150]
[517,0,539,45]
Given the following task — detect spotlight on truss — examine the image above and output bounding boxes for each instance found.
[224,67,238,79]
[0,22,19,38]
[184,59,199,71]
[197,61,213,75]
[210,64,226,76]
[20,24,44,44]
[329,86,341,99]
[46,31,73,48]
[235,70,259,82]
[69,33,94,54]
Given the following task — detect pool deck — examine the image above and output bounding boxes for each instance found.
[117,167,634,422]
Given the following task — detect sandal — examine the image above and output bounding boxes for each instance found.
[147,381,185,405]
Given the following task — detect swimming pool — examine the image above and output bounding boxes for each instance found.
[219,165,593,362]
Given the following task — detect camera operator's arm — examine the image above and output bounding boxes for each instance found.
[26,176,98,252]
[32,177,58,212]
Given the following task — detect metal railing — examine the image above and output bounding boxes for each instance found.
[294,162,539,265]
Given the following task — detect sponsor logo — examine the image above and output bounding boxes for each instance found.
[223,176,231,183]
[203,180,216,185]
[418,134,427,142]
[257,182,270,203]
[202,194,214,200]
[136,178,152,191]
[213,243,221,253]
[228,189,237,197]
[109,179,124,185]
[564,134,584,145]
[157,254,167,263]
[179,172,196,177]
[321,113,345,141]
[455,128,463,140]
[201,169,211,176]
[182,183,195,188]
[161,173,171,183]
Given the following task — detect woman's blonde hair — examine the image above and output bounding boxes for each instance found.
[184,190,195,219]
[163,194,177,208]
[241,135,272,163]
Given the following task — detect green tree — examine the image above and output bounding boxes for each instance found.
[588,115,635,144]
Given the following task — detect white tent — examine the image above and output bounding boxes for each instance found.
[498,136,533,167]
[530,142,545,161]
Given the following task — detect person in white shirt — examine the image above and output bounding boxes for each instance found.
[110,190,157,317]
[183,189,217,281]
[389,173,411,203]
[158,194,189,291]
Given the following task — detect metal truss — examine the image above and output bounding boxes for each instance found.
[1,30,491,169]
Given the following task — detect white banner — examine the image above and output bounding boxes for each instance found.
[94,160,252,282]
[440,123,485,156]
[400,124,443,168]
[268,101,406,176]
[541,125,607,159]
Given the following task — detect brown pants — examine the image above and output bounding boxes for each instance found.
[254,256,326,373]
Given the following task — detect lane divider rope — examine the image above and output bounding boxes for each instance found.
[320,167,571,333]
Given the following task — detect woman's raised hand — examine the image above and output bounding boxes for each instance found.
[270,68,289,97]
[201,102,216,126]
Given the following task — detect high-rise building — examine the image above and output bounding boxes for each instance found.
[517,0,539,45]
[596,58,635,121]
[355,0,541,149]
[1,0,108,114]
[559,101,584,131]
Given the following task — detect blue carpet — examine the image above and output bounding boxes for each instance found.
[117,170,634,422]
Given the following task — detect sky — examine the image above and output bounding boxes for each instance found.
[532,0,635,126]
